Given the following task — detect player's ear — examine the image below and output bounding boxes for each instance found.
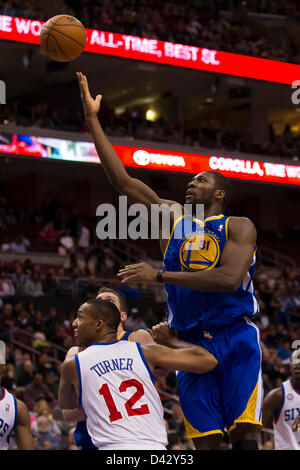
[95,319,104,331]
[215,189,225,202]
[120,311,127,323]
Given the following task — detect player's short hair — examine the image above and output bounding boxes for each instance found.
[97,286,128,312]
[85,298,121,331]
[206,171,233,209]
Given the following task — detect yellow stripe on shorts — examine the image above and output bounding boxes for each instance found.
[228,376,263,434]
[183,416,224,439]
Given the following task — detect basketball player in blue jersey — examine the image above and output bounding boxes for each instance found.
[0,363,34,450]
[62,286,154,449]
[77,72,262,450]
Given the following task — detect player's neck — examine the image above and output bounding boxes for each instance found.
[94,331,118,344]
[117,324,125,339]
[204,205,223,220]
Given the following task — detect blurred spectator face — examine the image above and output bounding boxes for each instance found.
[22,353,31,362]
[14,348,22,363]
[36,416,51,433]
[3,303,13,317]
[34,398,51,417]
[23,359,34,374]
[38,352,49,364]
[33,373,44,386]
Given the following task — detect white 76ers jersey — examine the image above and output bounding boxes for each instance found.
[75,341,168,450]
[0,387,17,450]
[273,379,300,450]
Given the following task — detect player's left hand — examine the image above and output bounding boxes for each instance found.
[292,415,300,432]
[117,262,157,284]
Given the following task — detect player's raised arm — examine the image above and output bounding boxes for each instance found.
[142,323,218,374]
[77,72,179,211]
[14,399,35,450]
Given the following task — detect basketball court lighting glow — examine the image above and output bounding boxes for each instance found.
[146,109,157,121]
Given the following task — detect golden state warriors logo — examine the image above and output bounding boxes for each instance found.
[179,230,220,271]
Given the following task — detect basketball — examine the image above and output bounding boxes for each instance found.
[40,15,86,62]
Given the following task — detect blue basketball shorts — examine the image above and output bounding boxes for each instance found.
[177,317,263,438]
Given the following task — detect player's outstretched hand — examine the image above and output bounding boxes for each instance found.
[151,321,178,347]
[292,415,300,432]
[117,261,157,284]
[76,72,102,119]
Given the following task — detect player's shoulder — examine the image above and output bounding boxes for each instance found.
[130,329,154,345]
[227,216,256,239]
[264,385,284,406]
[64,346,80,361]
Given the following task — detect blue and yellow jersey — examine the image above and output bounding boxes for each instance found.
[163,214,258,335]
[118,331,133,341]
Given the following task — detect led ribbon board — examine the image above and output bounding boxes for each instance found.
[0,132,299,186]
[0,15,299,84]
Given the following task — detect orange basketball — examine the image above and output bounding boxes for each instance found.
[40,15,86,62]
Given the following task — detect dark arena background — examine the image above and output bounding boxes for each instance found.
[0,0,300,452]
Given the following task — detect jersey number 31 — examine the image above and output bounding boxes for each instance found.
[99,379,150,422]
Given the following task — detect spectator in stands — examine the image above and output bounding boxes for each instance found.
[11,264,28,296]
[77,222,90,249]
[16,358,35,387]
[23,259,35,277]
[0,302,14,340]
[15,308,31,330]
[0,269,15,297]
[38,221,61,242]
[36,352,55,377]
[10,234,30,254]
[32,415,67,450]
[23,373,55,409]
[83,274,99,299]
[42,269,59,296]
[23,272,44,297]
[58,230,74,255]
[30,310,46,334]
[124,307,148,331]
[1,363,17,393]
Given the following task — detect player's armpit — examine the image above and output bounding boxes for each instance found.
[14,400,35,450]
[58,359,79,410]
[142,343,218,374]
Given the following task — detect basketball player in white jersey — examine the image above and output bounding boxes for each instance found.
[62,287,154,426]
[59,298,218,450]
[0,363,34,450]
[262,349,300,450]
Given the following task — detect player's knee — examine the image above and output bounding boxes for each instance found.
[193,434,222,450]
[232,439,259,450]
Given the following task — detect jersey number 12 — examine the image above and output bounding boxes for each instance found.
[99,379,150,422]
